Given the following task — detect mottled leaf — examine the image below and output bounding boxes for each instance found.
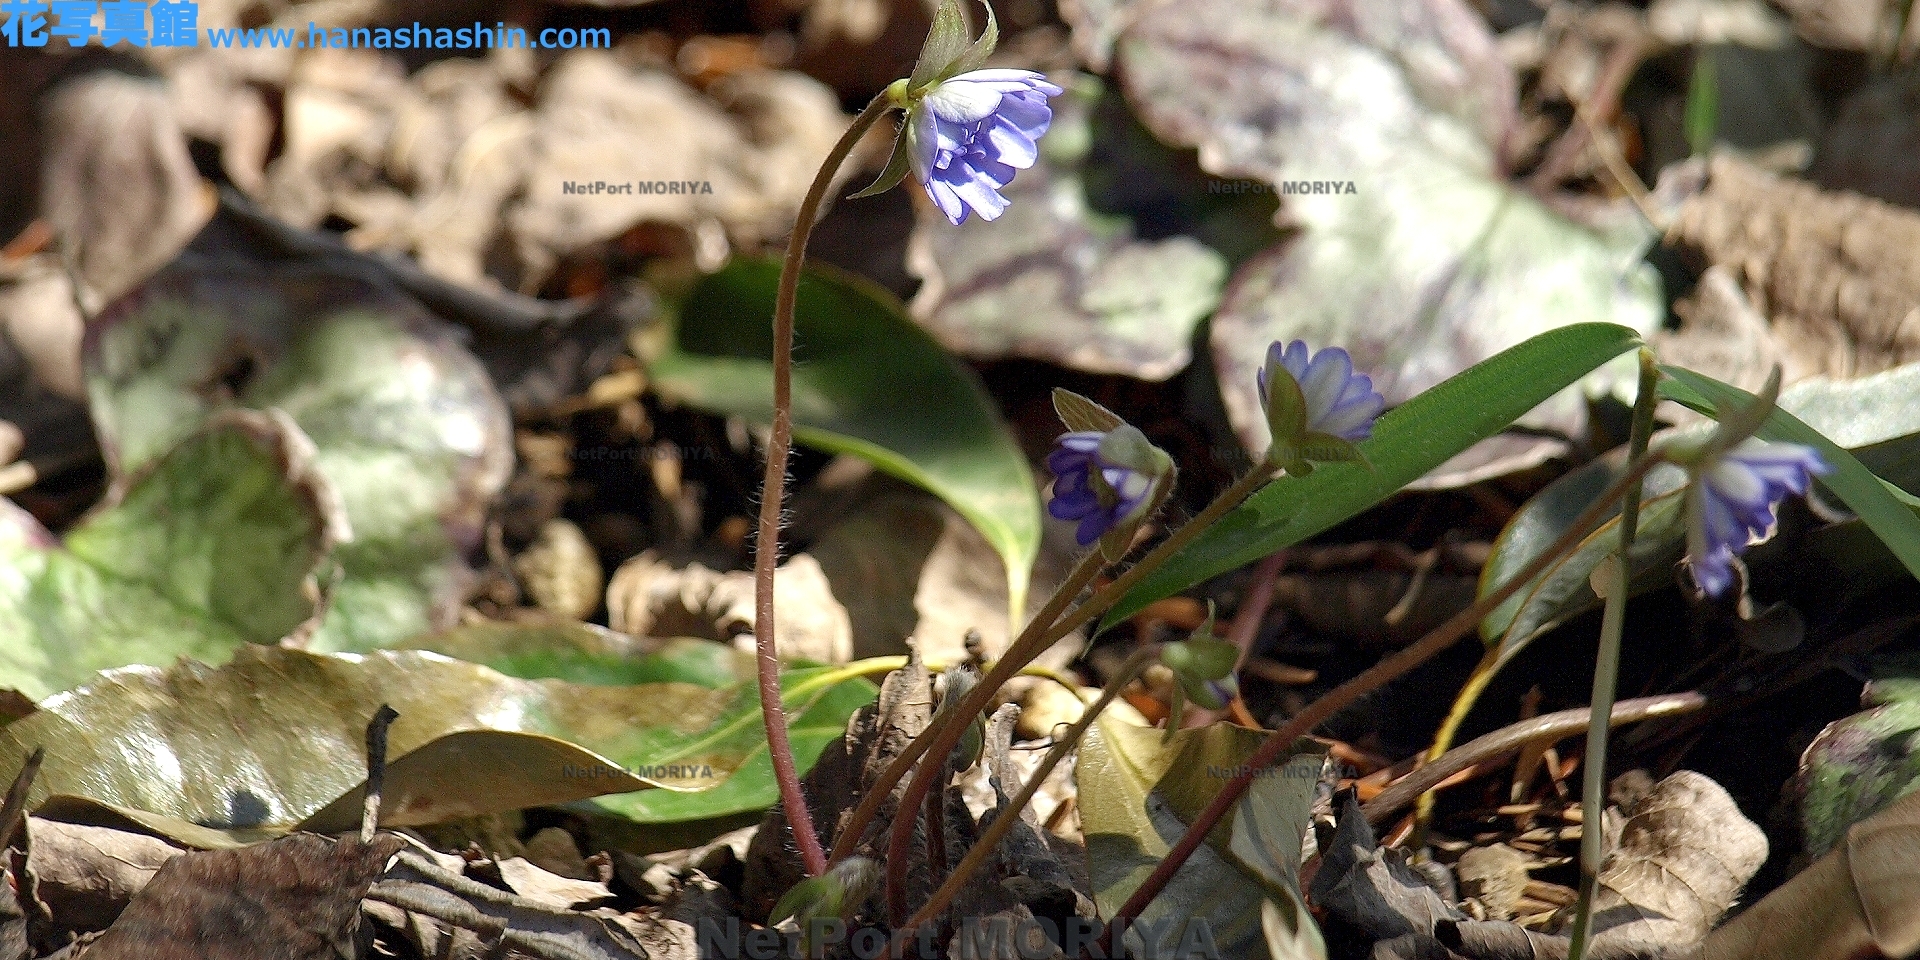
[1116,0,1663,487]
[85,269,513,652]
[0,413,340,702]
[907,73,1226,382]
[1799,656,1920,859]
[649,258,1040,620]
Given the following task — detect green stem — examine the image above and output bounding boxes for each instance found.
[897,646,1159,938]
[1089,448,1666,957]
[754,92,893,879]
[1567,349,1660,960]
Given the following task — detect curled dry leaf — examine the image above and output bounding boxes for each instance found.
[1699,785,1920,960]
[39,70,213,314]
[1668,155,1920,383]
[25,818,182,938]
[75,832,404,960]
[606,549,853,664]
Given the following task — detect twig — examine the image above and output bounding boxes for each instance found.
[362,704,399,842]
[1360,692,1705,826]
[756,93,895,879]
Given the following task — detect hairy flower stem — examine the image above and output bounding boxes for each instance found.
[896,646,1160,941]
[1568,349,1660,960]
[880,466,1274,921]
[756,93,894,879]
[1089,451,1666,957]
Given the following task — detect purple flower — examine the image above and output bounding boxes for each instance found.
[1685,438,1830,595]
[908,69,1061,225]
[1047,428,1159,546]
[1258,341,1386,443]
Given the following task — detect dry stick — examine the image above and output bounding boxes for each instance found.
[881,466,1276,921]
[754,93,894,879]
[0,746,44,849]
[1089,453,1664,957]
[363,704,399,842]
[1360,691,1705,826]
[894,646,1160,942]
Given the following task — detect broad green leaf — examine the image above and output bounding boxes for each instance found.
[1078,712,1324,959]
[908,73,1228,382]
[649,258,1039,620]
[397,624,751,689]
[1230,775,1329,960]
[1480,363,1920,652]
[1797,655,1920,859]
[1105,323,1644,628]
[0,645,876,845]
[1117,0,1662,487]
[0,414,339,701]
[85,270,513,652]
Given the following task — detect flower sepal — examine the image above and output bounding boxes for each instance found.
[769,857,881,951]
[1159,605,1240,739]
[906,0,998,96]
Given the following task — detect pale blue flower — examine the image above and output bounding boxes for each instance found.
[1685,438,1830,595]
[1258,340,1385,443]
[907,69,1061,224]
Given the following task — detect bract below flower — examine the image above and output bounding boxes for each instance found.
[1046,426,1164,547]
[906,69,1061,224]
[1684,437,1829,595]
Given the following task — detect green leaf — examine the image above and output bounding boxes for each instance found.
[0,413,340,701]
[649,258,1039,622]
[1663,367,1920,582]
[0,644,876,845]
[85,271,512,652]
[1078,714,1324,959]
[396,624,752,689]
[1480,363,1920,652]
[1104,323,1644,629]
[1230,778,1328,960]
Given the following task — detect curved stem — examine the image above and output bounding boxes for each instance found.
[756,93,893,879]
[1412,645,1503,843]
[1568,349,1660,960]
[881,465,1276,922]
[1089,450,1665,956]
[899,646,1160,937]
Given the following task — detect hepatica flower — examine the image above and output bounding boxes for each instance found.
[853,0,1060,224]
[1683,438,1830,596]
[1258,340,1386,474]
[1047,427,1159,546]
